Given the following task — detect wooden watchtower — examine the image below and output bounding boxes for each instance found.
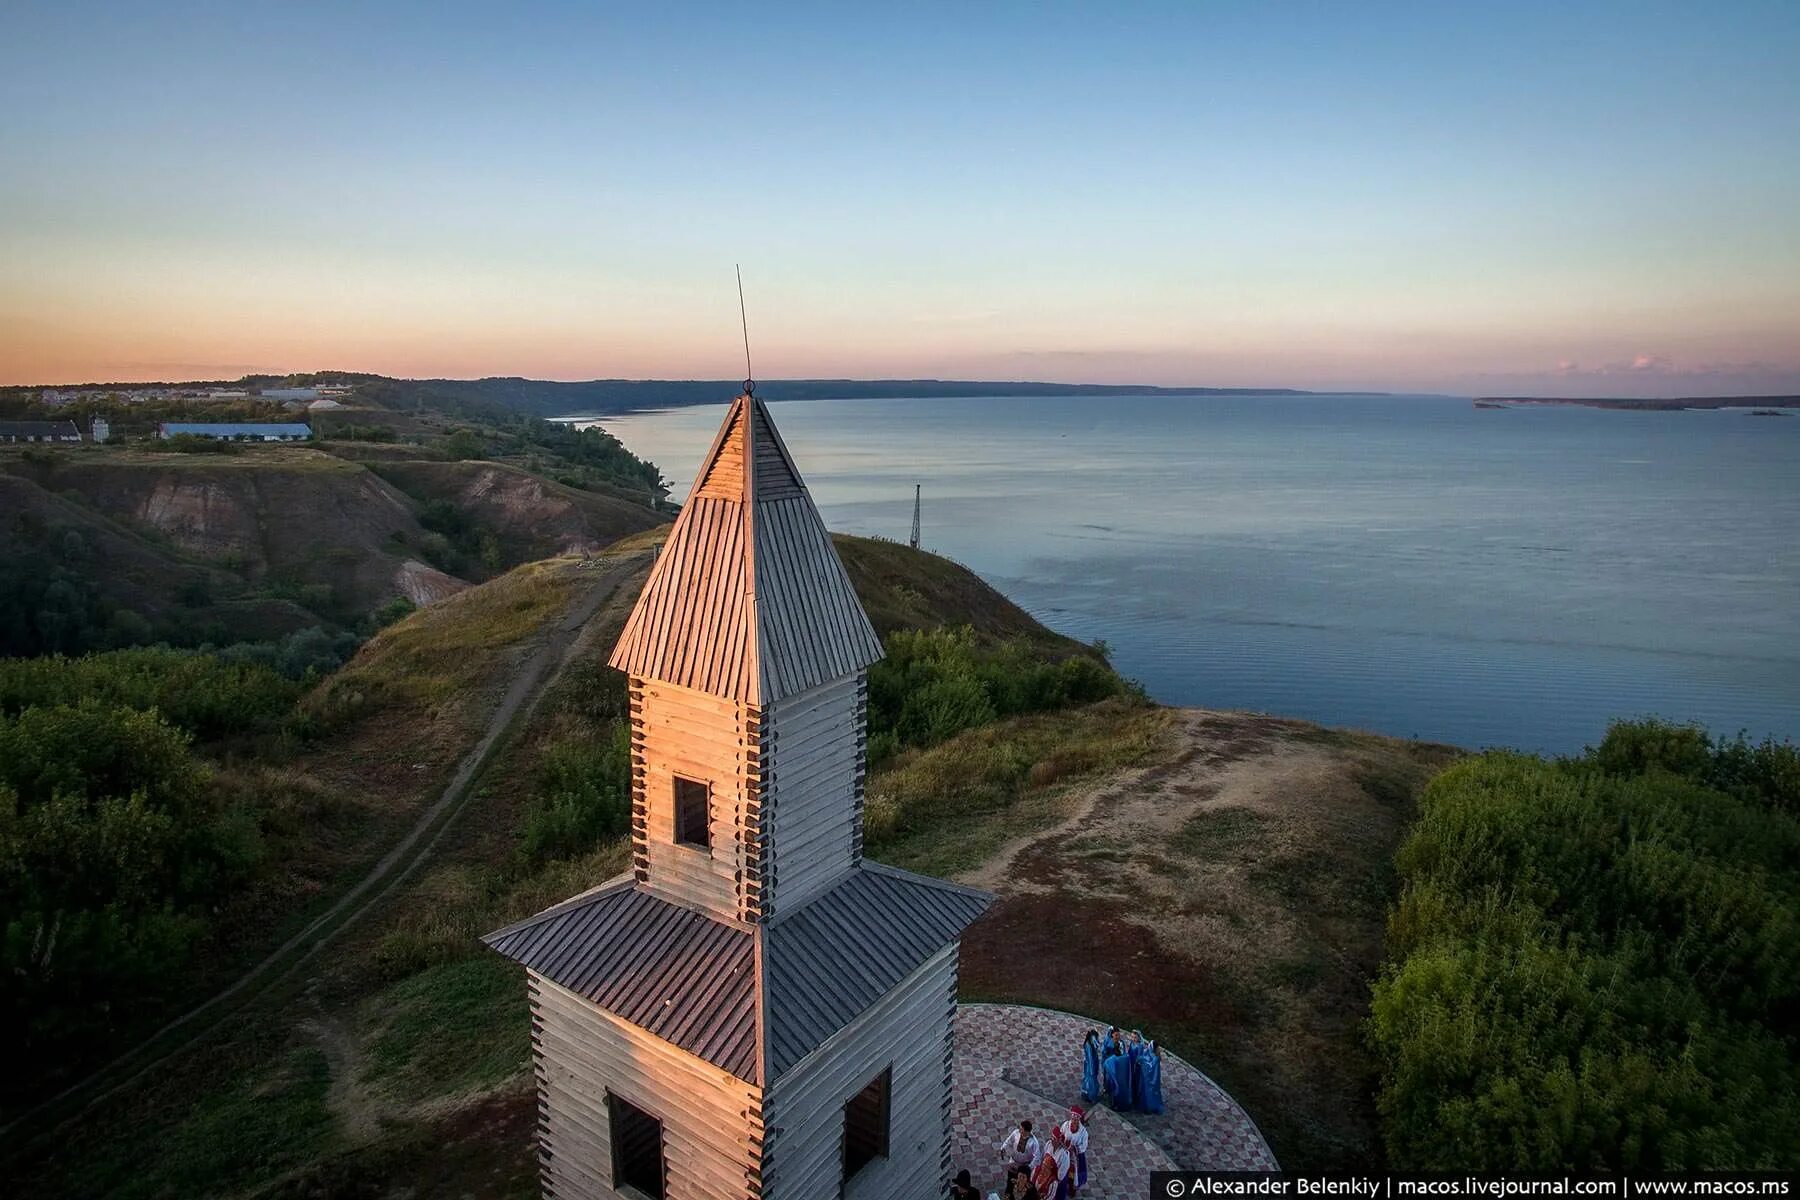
[485,389,991,1199]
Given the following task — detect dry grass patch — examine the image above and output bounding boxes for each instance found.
[864,698,1172,878]
[305,558,577,728]
[958,709,1462,1171]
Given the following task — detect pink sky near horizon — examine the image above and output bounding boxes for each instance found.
[5,274,1797,397]
[4,4,1798,399]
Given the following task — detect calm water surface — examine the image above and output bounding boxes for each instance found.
[586,395,1800,754]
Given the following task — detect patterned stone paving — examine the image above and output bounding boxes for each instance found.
[952,1004,1278,1198]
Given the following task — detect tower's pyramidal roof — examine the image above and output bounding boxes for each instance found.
[609,392,883,704]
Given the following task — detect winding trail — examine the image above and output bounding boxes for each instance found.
[2,551,649,1148]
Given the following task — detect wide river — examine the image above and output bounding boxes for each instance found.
[584,394,1799,754]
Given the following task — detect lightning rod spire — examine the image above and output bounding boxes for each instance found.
[736,264,754,395]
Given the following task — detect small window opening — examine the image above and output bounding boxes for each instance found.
[609,1092,666,1199]
[674,776,710,850]
[842,1066,891,1182]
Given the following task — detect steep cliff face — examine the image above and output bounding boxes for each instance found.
[0,473,321,650]
[394,559,467,606]
[371,459,665,568]
[44,455,439,616]
[0,445,664,647]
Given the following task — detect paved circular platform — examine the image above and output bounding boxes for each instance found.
[952,1003,1278,1198]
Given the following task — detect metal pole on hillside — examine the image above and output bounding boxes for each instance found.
[910,483,921,549]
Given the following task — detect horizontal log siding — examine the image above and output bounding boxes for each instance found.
[532,971,765,1199]
[634,679,757,922]
[761,946,959,1199]
[763,672,864,916]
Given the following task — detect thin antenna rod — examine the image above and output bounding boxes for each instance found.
[735,264,754,393]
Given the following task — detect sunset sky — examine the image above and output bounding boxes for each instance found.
[3,1,1797,395]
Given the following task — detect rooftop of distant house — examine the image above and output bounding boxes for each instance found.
[0,419,83,440]
[159,422,313,439]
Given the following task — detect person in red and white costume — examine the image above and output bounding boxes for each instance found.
[1058,1107,1090,1194]
[1031,1125,1073,1200]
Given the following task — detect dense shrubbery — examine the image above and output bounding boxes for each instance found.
[519,725,631,864]
[2,510,383,659]
[416,497,502,575]
[0,648,327,1094]
[1588,718,1799,816]
[161,433,238,453]
[523,422,666,500]
[0,702,263,1083]
[215,625,364,681]
[0,648,301,741]
[1370,719,1800,1169]
[0,514,151,656]
[866,627,1126,764]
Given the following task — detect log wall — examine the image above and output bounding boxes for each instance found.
[532,971,765,1199]
[762,671,865,915]
[760,946,959,1199]
[630,677,759,921]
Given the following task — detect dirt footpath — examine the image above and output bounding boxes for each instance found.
[957,708,1460,1171]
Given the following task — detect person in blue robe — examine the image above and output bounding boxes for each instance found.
[1081,1029,1103,1105]
[1136,1034,1165,1114]
[1102,1027,1134,1110]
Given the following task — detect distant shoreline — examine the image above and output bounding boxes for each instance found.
[1475,394,1800,412]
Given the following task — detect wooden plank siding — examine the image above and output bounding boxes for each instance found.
[761,946,960,1199]
[632,677,761,922]
[633,670,868,923]
[532,971,765,1199]
[762,671,865,915]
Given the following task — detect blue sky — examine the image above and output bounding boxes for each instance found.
[2,0,1797,393]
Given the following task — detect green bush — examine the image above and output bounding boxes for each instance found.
[519,725,632,863]
[1593,717,1799,816]
[216,627,362,681]
[0,647,301,741]
[1369,725,1800,1170]
[362,595,416,634]
[0,701,262,1091]
[440,428,486,461]
[1588,717,1713,780]
[161,433,235,453]
[866,627,1124,762]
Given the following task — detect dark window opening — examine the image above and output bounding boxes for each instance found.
[609,1092,665,1199]
[842,1067,891,1183]
[674,776,710,850]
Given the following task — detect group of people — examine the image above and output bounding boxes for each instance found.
[951,1107,1090,1200]
[946,1026,1166,1199]
[1082,1026,1163,1114]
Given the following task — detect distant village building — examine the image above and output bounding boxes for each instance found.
[485,389,990,1199]
[158,422,312,441]
[90,417,111,443]
[0,419,83,443]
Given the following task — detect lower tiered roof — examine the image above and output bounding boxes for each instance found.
[483,861,991,1086]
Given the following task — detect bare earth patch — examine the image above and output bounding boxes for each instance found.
[958,708,1460,1170]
